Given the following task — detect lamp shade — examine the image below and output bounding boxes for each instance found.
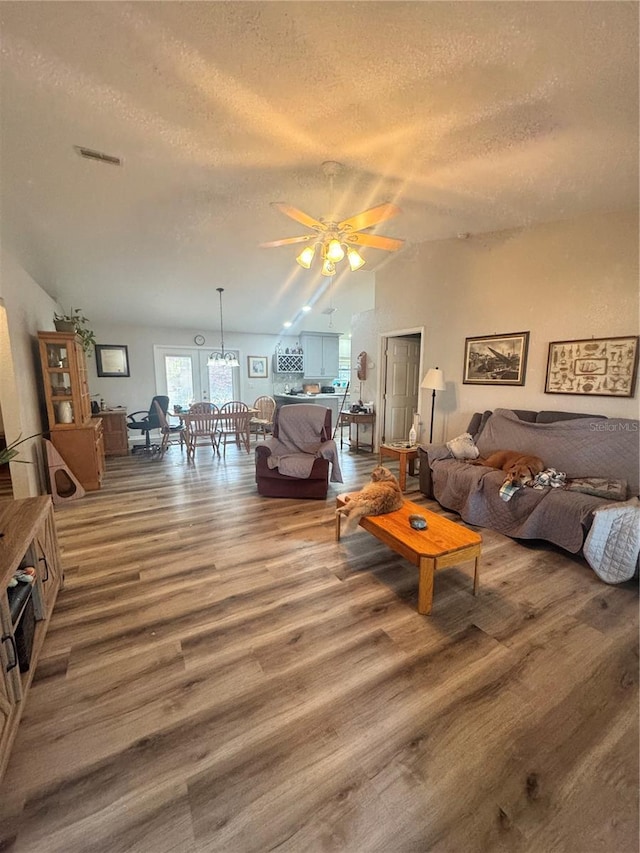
[421,367,445,391]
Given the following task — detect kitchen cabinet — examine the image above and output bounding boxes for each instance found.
[38,331,105,490]
[300,333,340,379]
[0,497,63,780]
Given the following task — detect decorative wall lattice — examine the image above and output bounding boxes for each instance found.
[274,353,304,373]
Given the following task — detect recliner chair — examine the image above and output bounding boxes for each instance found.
[127,395,169,453]
[255,405,337,499]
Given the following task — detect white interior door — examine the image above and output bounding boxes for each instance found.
[382,336,421,442]
[154,347,239,408]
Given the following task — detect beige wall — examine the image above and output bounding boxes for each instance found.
[87,324,323,413]
[0,252,59,496]
[352,209,640,443]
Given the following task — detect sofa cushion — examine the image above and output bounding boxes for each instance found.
[565,477,628,501]
[512,409,538,422]
[470,408,538,440]
[536,410,607,424]
[446,432,479,459]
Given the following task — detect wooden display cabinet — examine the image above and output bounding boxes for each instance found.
[38,331,105,490]
[0,497,63,780]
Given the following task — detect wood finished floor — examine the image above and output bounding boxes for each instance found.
[0,443,637,853]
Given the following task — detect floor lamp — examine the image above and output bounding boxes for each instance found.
[421,367,446,443]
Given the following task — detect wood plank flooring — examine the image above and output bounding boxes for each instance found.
[0,443,637,852]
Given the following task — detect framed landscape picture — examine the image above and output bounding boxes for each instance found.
[95,344,130,377]
[463,332,529,386]
[545,336,638,396]
[247,355,268,379]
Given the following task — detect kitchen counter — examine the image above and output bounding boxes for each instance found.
[275,393,341,400]
[274,393,348,423]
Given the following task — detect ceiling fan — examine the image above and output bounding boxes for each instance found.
[259,162,405,277]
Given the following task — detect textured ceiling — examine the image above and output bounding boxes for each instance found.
[0,1,637,336]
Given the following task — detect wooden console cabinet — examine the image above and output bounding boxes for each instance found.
[0,497,63,779]
[38,331,105,490]
[93,410,128,457]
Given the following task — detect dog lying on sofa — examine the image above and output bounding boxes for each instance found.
[470,450,545,485]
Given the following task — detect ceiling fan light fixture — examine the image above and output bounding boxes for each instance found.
[326,239,345,262]
[296,245,316,269]
[347,247,365,271]
[321,258,336,277]
[262,164,404,274]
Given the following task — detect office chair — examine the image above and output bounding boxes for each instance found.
[127,395,169,453]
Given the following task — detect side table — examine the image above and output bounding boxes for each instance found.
[338,411,375,452]
[379,443,419,491]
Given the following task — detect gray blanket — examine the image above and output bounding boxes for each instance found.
[431,459,606,553]
[429,408,640,553]
[265,404,343,482]
[477,409,639,495]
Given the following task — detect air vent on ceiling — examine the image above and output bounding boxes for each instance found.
[73,146,122,166]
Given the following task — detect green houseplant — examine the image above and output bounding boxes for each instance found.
[0,433,41,466]
[53,307,96,355]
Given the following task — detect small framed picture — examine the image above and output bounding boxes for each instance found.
[247,355,268,379]
[545,336,638,396]
[95,344,130,377]
[463,332,530,386]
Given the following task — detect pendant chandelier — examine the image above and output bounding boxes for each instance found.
[208,287,239,368]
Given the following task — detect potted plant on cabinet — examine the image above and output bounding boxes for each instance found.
[53,307,96,355]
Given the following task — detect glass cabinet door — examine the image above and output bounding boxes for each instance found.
[38,332,90,429]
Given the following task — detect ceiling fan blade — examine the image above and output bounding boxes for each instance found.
[338,203,401,232]
[259,234,315,248]
[344,232,405,252]
[272,202,326,231]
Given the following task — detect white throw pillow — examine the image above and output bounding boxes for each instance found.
[446,432,480,460]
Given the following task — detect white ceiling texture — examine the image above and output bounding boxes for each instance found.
[0,2,637,336]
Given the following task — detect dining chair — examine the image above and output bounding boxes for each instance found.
[183,405,221,461]
[218,401,251,455]
[250,395,276,443]
[153,401,186,457]
[189,402,216,414]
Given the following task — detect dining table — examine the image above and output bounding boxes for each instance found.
[175,406,257,459]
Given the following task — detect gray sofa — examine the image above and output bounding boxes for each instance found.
[418,407,640,553]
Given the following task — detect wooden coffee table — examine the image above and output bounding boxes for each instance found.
[378,443,419,491]
[336,494,482,615]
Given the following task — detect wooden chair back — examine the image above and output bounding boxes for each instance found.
[183,405,221,460]
[250,396,276,441]
[218,401,251,455]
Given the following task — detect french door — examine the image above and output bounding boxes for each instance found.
[153,347,239,409]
